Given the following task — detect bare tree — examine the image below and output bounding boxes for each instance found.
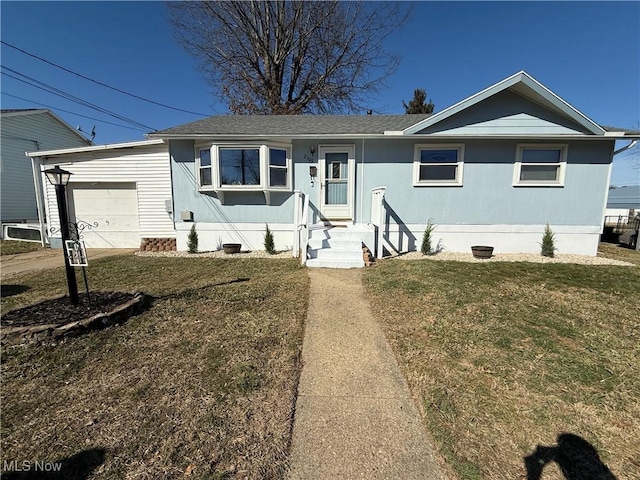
[167,1,409,114]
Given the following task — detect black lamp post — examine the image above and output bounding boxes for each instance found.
[44,166,79,305]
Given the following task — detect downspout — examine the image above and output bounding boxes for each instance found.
[29,154,48,246]
[599,140,637,235]
[613,139,637,156]
[360,138,365,223]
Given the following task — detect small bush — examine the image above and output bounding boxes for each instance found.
[421,219,436,255]
[540,224,556,257]
[187,223,198,254]
[264,223,275,254]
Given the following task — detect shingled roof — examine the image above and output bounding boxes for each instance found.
[151,114,432,137]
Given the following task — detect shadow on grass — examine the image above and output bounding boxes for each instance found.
[1,284,30,298]
[2,448,106,480]
[525,433,617,480]
[153,278,250,302]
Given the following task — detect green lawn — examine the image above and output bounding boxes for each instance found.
[364,245,640,480]
[1,255,309,479]
[1,240,46,256]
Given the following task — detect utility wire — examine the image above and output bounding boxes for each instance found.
[1,40,210,117]
[2,67,156,131]
[1,92,147,132]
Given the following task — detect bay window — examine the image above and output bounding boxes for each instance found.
[196,143,292,201]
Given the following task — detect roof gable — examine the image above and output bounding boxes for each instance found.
[1,109,90,144]
[411,88,593,136]
[403,71,606,136]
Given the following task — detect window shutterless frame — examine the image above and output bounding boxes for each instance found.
[513,144,567,187]
[413,144,465,186]
[196,145,213,187]
[195,142,292,192]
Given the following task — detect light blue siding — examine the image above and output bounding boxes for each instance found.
[170,140,294,224]
[415,90,592,136]
[358,139,613,227]
[170,136,613,231]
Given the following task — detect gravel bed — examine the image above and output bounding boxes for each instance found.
[390,251,635,266]
[137,249,634,266]
[136,249,294,259]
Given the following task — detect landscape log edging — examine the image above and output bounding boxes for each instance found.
[1,291,150,346]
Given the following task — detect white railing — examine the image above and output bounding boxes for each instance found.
[293,190,302,256]
[293,190,310,264]
[300,194,310,265]
[371,187,386,259]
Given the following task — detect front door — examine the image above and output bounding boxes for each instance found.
[319,145,355,220]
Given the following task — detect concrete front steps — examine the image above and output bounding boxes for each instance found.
[306,224,372,269]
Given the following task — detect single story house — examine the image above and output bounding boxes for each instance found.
[29,139,175,249]
[30,71,639,267]
[1,109,90,241]
[146,71,639,267]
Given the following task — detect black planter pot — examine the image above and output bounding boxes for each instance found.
[471,245,494,259]
[222,243,242,254]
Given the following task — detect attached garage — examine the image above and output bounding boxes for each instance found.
[30,139,175,249]
[68,182,140,248]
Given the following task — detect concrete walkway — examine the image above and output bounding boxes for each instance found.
[287,268,446,479]
[1,248,137,278]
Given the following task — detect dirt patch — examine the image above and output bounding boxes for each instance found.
[2,291,135,328]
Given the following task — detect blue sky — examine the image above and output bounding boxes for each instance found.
[1,1,638,185]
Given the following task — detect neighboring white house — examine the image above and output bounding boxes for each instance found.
[28,139,175,249]
[1,109,90,238]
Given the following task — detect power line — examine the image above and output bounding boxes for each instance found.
[1,92,147,132]
[1,40,210,117]
[2,66,156,131]
[2,68,154,131]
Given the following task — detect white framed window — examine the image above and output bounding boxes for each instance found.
[514,144,567,187]
[413,144,464,186]
[197,147,213,187]
[196,143,292,192]
[219,147,261,186]
[268,147,289,188]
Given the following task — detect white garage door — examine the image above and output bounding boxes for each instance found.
[68,182,140,248]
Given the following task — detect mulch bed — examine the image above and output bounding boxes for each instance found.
[2,291,136,328]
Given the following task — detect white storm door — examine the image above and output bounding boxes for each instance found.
[319,145,355,220]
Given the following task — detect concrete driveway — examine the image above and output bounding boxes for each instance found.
[1,248,137,278]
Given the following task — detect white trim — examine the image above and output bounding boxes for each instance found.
[601,162,614,231]
[513,143,567,187]
[28,139,164,157]
[318,144,356,220]
[402,71,606,136]
[413,143,465,187]
[196,141,293,199]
